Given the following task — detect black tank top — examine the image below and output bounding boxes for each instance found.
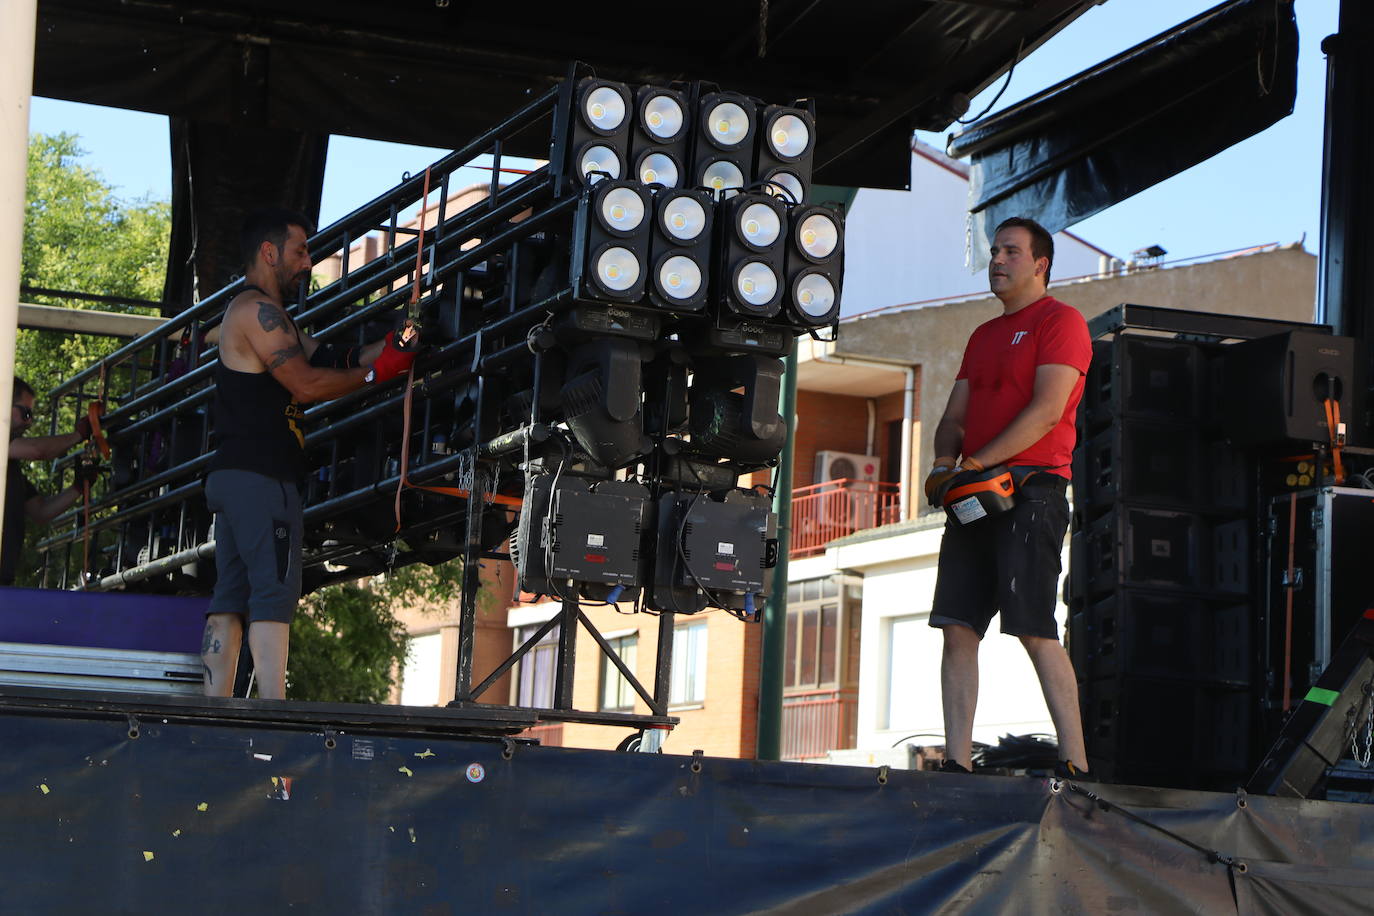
[208,287,306,481]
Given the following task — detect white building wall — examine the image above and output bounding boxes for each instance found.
[840,142,1111,318]
[799,520,1070,760]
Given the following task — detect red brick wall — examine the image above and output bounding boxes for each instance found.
[793,390,874,485]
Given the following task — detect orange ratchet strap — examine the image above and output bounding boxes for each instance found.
[1323,397,1345,484]
[87,400,110,461]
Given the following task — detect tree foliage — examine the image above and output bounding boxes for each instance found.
[287,557,463,704]
[17,133,168,412]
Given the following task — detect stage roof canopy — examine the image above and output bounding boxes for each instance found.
[34,0,1102,190]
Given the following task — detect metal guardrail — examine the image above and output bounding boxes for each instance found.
[790,478,902,557]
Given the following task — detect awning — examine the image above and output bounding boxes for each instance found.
[949,0,1299,270]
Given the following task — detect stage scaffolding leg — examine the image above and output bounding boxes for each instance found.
[453,457,488,704]
[554,594,579,710]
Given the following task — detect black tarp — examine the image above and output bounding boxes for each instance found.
[162,120,328,315]
[948,0,1299,270]
[2,688,1372,914]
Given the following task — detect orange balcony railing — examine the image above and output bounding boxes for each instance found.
[790,478,902,557]
[781,687,858,761]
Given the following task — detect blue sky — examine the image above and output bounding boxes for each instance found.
[28,0,1338,262]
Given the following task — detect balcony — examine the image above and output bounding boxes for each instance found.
[781,687,858,761]
[791,479,902,558]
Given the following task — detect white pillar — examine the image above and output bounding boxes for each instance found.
[0,1,38,555]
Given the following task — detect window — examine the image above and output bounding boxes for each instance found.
[400,632,442,707]
[513,622,560,709]
[670,622,708,707]
[599,633,639,712]
[784,576,849,691]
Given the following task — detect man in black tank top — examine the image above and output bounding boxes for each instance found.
[202,208,418,699]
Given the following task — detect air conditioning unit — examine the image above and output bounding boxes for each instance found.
[814,450,880,485]
[813,451,882,530]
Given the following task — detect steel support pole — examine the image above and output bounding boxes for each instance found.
[757,339,797,760]
[1317,1,1374,441]
[0,0,37,556]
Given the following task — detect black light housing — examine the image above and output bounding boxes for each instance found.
[690,89,756,199]
[755,102,815,204]
[571,179,652,304]
[647,187,714,312]
[716,191,787,318]
[630,85,690,190]
[687,354,786,463]
[560,337,650,469]
[568,77,633,186]
[783,204,844,327]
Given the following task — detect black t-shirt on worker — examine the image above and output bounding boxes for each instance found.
[1,460,38,585]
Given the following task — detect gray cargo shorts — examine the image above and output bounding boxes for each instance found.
[205,469,303,624]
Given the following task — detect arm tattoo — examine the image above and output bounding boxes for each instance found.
[268,343,303,369]
[257,301,287,332]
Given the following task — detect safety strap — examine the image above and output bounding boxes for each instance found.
[1323,397,1345,484]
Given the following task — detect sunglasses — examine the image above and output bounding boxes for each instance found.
[14,406,33,422]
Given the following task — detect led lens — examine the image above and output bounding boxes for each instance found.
[661,195,707,242]
[764,171,805,203]
[642,93,684,140]
[798,213,839,259]
[599,186,646,232]
[706,101,750,148]
[794,272,836,318]
[584,85,627,132]
[637,152,680,188]
[701,160,744,197]
[658,255,702,300]
[579,145,621,183]
[596,247,641,292]
[735,262,778,307]
[768,113,811,159]
[739,202,781,248]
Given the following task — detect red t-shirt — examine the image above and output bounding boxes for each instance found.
[955,295,1092,478]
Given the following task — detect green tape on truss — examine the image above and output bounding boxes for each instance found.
[1305,687,1340,707]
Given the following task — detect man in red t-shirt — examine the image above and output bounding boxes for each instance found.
[924,217,1093,778]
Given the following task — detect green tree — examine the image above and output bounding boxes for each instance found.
[17,132,168,410]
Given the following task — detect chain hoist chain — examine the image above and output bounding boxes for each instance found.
[1353,680,1374,770]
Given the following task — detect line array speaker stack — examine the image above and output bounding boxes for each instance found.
[1068,309,1260,790]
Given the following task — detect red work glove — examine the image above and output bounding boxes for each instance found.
[366,329,419,384]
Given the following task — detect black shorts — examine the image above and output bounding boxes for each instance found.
[205,469,303,624]
[929,476,1070,640]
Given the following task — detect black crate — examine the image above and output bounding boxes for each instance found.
[1083,676,1254,788]
[1069,590,1251,686]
